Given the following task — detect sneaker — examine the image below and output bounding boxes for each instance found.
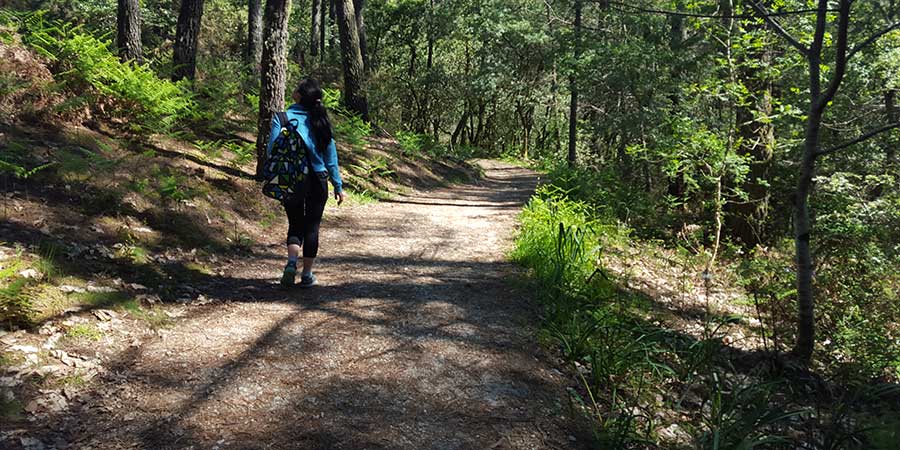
[299,272,317,288]
[280,265,297,287]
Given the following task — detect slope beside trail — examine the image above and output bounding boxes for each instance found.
[16,160,582,449]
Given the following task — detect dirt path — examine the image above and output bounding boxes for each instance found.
[8,160,581,449]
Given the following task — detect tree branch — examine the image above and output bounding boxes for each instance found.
[847,20,900,60]
[820,0,851,105]
[816,123,900,157]
[602,1,826,20]
[746,0,809,55]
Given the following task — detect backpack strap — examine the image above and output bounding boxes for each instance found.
[276,111,290,131]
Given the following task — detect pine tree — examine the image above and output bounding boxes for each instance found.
[335,0,369,120]
[172,0,204,81]
[255,0,292,178]
[116,0,142,63]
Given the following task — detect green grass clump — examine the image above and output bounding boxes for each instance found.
[0,351,25,367]
[65,323,103,341]
[0,276,34,328]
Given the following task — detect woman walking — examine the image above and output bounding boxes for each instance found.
[266,78,345,288]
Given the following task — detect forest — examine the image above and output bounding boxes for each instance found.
[1,0,899,448]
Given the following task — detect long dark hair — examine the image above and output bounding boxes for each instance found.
[295,78,333,151]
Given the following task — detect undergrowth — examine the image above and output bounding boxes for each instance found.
[5,10,194,131]
[512,180,900,449]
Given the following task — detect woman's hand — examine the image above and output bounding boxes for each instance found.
[334,191,345,205]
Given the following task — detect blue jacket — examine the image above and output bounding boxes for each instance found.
[267,104,343,193]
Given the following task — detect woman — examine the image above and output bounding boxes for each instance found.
[267,78,345,288]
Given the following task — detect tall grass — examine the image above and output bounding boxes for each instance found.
[513,182,809,448]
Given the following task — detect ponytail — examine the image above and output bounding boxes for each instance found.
[295,78,333,152]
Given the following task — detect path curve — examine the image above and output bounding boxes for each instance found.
[28,160,581,449]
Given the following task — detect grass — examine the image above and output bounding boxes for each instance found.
[0,351,25,367]
[46,372,88,389]
[0,397,24,420]
[75,290,171,328]
[868,411,900,450]
[76,290,140,313]
[343,188,383,206]
[184,261,213,276]
[65,323,103,341]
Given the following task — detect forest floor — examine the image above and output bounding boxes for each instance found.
[1,155,583,449]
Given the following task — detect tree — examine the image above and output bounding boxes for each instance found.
[255,0,292,178]
[749,0,900,362]
[335,0,369,120]
[725,6,776,247]
[310,0,323,59]
[354,0,368,71]
[172,0,204,81]
[567,0,582,167]
[116,0,142,64]
[247,0,263,73]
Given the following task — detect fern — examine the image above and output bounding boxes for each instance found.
[11,10,195,130]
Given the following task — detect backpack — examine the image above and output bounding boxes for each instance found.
[262,112,308,201]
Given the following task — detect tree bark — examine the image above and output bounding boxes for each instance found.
[792,0,850,363]
[726,14,775,247]
[310,0,322,59]
[247,0,263,73]
[172,0,204,81]
[567,0,581,167]
[328,0,337,53]
[116,0,142,64]
[335,0,369,120]
[354,0,368,71]
[255,0,292,179]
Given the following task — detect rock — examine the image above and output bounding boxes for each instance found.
[92,309,117,321]
[18,268,41,279]
[85,284,115,293]
[24,400,40,413]
[10,345,39,354]
[0,376,21,387]
[59,285,86,294]
[19,437,46,450]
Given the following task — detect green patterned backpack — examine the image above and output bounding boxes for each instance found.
[262,112,308,201]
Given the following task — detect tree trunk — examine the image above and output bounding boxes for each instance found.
[173,0,204,81]
[452,109,468,147]
[792,0,850,363]
[354,0,368,71]
[319,0,327,62]
[726,24,775,247]
[255,0,292,179]
[887,89,897,165]
[335,0,369,121]
[247,0,263,73]
[794,107,820,363]
[116,0,142,64]
[328,0,337,53]
[567,0,581,167]
[310,0,322,59]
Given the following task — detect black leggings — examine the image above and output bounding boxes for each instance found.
[283,172,328,258]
